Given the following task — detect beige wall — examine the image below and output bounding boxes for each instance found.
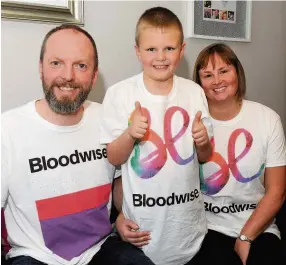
[2,1,286,129]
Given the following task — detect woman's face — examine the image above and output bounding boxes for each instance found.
[199,53,238,104]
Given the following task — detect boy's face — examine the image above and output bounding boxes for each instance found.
[135,26,185,86]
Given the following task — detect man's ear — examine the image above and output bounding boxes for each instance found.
[91,69,99,87]
[180,42,186,59]
[135,45,141,62]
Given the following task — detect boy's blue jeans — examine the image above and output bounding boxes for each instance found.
[9,234,155,265]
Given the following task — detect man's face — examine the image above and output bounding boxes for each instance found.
[40,29,97,115]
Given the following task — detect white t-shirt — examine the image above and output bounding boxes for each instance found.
[1,101,118,265]
[200,100,286,238]
[100,73,213,265]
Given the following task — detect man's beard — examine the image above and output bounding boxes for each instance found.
[42,77,92,115]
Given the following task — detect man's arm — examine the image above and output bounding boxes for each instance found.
[115,211,150,247]
[112,174,150,247]
[1,134,9,208]
[112,177,123,212]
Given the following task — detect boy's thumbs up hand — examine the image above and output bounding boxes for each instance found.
[193,111,202,125]
[128,101,148,140]
[192,111,208,147]
[134,101,142,115]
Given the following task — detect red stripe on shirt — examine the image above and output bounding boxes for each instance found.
[36,183,111,220]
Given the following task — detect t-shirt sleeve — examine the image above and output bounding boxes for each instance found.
[100,87,128,145]
[199,87,214,140]
[266,116,286,167]
[1,130,9,208]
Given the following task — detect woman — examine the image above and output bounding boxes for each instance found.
[192,43,286,265]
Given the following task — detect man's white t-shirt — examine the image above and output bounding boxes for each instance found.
[100,73,213,265]
[200,100,286,238]
[1,101,117,265]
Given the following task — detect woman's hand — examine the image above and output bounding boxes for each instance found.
[115,211,151,247]
[234,238,250,265]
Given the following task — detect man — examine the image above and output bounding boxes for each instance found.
[1,24,154,265]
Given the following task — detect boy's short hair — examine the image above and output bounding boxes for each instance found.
[135,6,184,46]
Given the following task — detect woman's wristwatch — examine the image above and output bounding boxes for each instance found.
[238,234,253,244]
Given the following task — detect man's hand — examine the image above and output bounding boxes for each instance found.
[234,238,251,265]
[116,212,151,247]
[192,111,209,147]
[128,101,148,140]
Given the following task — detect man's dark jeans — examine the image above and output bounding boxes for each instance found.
[9,234,155,265]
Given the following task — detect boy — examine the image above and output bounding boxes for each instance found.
[100,7,213,265]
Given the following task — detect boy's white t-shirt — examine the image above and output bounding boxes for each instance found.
[1,101,117,265]
[100,73,213,265]
[200,100,286,238]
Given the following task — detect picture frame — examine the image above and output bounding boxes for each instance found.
[185,0,252,42]
[1,0,84,25]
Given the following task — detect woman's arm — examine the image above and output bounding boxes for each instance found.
[235,166,286,264]
[239,166,286,239]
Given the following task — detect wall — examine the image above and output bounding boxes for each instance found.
[2,1,286,129]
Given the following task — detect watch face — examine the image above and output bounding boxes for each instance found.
[240,235,247,240]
